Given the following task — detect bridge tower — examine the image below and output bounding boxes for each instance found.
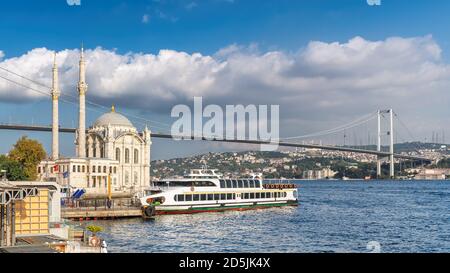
[51,53,60,160]
[377,109,395,178]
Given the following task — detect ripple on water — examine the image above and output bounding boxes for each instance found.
[83,180,450,253]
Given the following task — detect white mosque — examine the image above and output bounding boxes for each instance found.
[37,47,152,197]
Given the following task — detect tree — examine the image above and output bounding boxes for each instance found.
[8,136,46,180]
[0,155,27,181]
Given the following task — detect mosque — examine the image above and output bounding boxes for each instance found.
[37,47,152,197]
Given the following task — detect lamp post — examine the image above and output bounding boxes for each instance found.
[1,170,6,181]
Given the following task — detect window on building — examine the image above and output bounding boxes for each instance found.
[125,171,129,185]
[73,165,76,173]
[38,167,41,173]
[93,148,97,158]
[103,166,107,173]
[98,166,102,173]
[100,147,104,158]
[114,167,117,174]
[134,149,139,164]
[92,166,96,173]
[93,177,96,188]
[125,148,130,163]
[115,148,121,162]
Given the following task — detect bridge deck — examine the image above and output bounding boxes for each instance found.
[0,124,430,161]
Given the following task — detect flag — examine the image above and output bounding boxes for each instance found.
[63,171,69,179]
[54,165,59,172]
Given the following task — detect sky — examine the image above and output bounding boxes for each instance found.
[0,0,449,159]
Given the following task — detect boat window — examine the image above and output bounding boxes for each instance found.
[238,180,243,188]
[255,180,260,188]
[232,180,237,188]
[220,193,226,200]
[226,180,232,188]
[250,192,255,199]
[249,180,255,188]
[200,194,207,201]
[220,180,226,188]
[244,180,249,188]
[186,195,192,201]
[207,194,214,201]
[193,194,200,201]
[178,195,185,202]
[214,194,220,200]
[255,192,260,199]
[226,193,233,200]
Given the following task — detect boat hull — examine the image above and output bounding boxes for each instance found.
[154,200,299,215]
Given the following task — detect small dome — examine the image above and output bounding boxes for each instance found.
[93,107,133,128]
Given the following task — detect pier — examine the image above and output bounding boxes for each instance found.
[62,207,142,221]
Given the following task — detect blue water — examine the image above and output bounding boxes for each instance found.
[81,180,450,253]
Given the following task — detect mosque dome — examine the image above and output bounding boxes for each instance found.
[93,106,134,128]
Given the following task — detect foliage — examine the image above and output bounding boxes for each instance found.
[0,155,27,181]
[86,225,103,235]
[8,136,46,180]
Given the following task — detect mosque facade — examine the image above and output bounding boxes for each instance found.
[37,48,152,197]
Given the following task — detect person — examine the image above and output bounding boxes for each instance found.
[101,240,108,253]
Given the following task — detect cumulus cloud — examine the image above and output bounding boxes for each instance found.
[0,35,449,139]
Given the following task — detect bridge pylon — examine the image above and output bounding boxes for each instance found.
[377,109,395,179]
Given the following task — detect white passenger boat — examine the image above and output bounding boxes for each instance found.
[140,169,299,217]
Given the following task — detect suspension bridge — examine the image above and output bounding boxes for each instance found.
[0,56,433,179]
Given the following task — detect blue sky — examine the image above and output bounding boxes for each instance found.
[0,0,450,159]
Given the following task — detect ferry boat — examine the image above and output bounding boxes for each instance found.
[140,169,299,217]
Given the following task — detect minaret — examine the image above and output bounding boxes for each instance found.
[51,53,61,160]
[77,45,88,158]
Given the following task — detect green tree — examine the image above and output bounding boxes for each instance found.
[0,155,27,181]
[8,136,46,180]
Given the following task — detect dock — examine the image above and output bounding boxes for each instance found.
[62,207,142,221]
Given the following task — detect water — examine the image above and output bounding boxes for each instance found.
[81,180,450,253]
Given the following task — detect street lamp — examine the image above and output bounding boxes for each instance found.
[1,169,7,181]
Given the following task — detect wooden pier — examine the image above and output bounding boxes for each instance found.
[62,207,142,221]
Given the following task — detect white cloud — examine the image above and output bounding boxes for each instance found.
[0,36,449,139]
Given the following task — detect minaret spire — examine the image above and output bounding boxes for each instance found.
[77,44,88,158]
[51,52,60,160]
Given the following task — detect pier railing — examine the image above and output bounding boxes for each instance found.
[61,198,140,212]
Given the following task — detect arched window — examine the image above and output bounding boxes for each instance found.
[115,148,121,162]
[103,166,107,173]
[134,149,139,164]
[100,147,104,158]
[98,166,101,173]
[125,148,130,163]
[93,148,97,158]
